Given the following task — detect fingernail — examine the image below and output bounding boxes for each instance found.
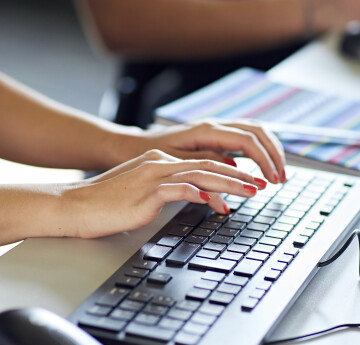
[254,177,267,189]
[224,158,237,167]
[223,204,231,214]
[274,172,280,184]
[282,169,287,182]
[199,191,211,202]
[243,184,257,195]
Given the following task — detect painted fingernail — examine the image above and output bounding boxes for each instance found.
[274,172,280,184]
[254,177,267,189]
[223,203,231,214]
[224,158,237,167]
[243,184,258,195]
[199,191,211,202]
[282,169,287,182]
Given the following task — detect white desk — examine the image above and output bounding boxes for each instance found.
[0,32,360,345]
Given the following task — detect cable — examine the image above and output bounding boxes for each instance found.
[264,229,360,345]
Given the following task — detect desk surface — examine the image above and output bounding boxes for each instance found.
[1,33,360,345]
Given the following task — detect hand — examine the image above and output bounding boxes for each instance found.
[63,149,267,239]
[137,120,286,184]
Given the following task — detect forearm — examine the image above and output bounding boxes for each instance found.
[79,0,334,60]
[0,184,72,245]
[0,73,143,170]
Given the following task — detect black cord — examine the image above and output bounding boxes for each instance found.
[264,229,360,345]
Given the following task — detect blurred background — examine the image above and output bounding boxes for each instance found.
[0,0,115,114]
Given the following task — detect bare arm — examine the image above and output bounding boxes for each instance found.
[77,0,360,60]
[0,72,144,171]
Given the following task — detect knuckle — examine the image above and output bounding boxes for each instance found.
[199,159,217,171]
[244,132,258,144]
[143,149,165,161]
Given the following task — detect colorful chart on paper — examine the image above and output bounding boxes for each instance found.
[156,68,360,170]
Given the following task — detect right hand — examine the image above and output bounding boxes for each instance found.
[62,149,268,240]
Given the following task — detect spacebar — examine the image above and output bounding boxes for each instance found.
[126,323,175,343]
[188,257,236,273]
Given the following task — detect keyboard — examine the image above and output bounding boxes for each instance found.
[69,164,360,345]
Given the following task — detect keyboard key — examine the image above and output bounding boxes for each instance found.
[183,321,209,336]
[237,207,258,216]
[234,259,262,277]
[246,251,269,262]
[256,280,272,291]
[110,309,135,321]
[185,234,208,246]
[174,331,201,345]
[128,291,152,303]
[247,222,269,232]
[277,216,299,225]
[116,276,141,288]
[188,257,236,273]
[87,305,111,316]
[157,235,183,248]
[196,249,219,260]
[306,221,321,230]
[224,275,249,287]
[253,216,276,225]
[168,308,193,321]
[144,245,172,262]
[206,213,229,223]
[271,261,287,272]
[216,282,242,295]
[79,315,126,332]
[300,229,315,237]
[186,288,211,301]
[293,235,309,248]
[225,195,247,203]
[231,214,253,223]
[265,229,287,240]
[210,234,233,245]
[191,312,217,325]
[244,200,265,210]
[277,254,294,265]
[126,322,175,342]
[173,203,209,226]
[209,291,235,305]
[194,279,218,291]
[284,247,299,257]
[132,260,158,271]
[152,295,175,307]
[264,269,281,282]
[223,220,246,230]
[241,229,263,240]
[227,243,250,254]
[253,243,276,255]
[233,236,257,247]
[217,227,240,238]
[220,251,243,262]
[166,242,201,265]
[159,317,184,331]
[241,297,258,311]
[203,242,227,253]
[284,209,305,219]
[202,271,226,282]
[192,228,215,238]
[125,268,149,279]
[260,209,282,218]
[119,300,145,312]
[199,220,222,230]
[259,236,281,247]
[97,287,130,307]
[147,272,172,285]
[266,202,287,212]
[167,224,194,237]
[177,300,201,312]
[249,289,265,300]
[134,313,160,325]
[198,303,225,316]
[271,222,293,232]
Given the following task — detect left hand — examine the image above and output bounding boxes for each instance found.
[135,120,286,184]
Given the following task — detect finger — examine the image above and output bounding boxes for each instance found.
[223,121,287,182]
[166,149,232,165]
[169,170,258,197]
[150,183,230,215]
[149,159,267,190]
